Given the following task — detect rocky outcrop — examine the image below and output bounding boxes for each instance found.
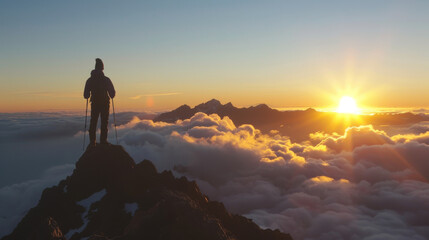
[3,145,293,240]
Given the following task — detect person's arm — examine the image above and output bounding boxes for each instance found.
[83,79,91,99]
[106,77,116,98]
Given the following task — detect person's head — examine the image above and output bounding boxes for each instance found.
[95,58,104,70]
[91,69,104,77]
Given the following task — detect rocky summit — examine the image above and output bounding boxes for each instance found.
[2,145,293,240]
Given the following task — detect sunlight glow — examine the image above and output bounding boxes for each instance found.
[337,96,360,114]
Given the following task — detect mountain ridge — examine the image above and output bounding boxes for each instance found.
[154,99,428,141]
[3,145,293,240]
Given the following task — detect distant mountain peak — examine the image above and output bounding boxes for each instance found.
[3,145,293,240]
[224,102,234,108]
[305,108,317,113]
[253,104,270,109]
[195,99,222,112]
[206,98,221,105]
[154,99,278,123]
[176,104,192,111]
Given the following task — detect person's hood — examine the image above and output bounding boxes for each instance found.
[91,69,105,78]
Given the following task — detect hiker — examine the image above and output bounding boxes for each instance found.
[83,58,116,147]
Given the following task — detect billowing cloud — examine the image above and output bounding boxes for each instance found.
[0,164,74,237]
[1,112,429,239]
[0,111,154,238]
[113,113,429,240]
[318,125,394,153]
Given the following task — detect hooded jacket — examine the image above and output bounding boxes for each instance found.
[84,70,115,104]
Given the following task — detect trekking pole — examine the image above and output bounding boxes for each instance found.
[112,98,118,144]
[83,98,88,151]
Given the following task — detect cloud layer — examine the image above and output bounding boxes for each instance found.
[0,111,153,237]
[117,113,429,240]
[0,164,74,236]
[1,112,429,239]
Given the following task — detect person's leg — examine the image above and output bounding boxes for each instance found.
[100,102,110,144]
[88,103,100,146]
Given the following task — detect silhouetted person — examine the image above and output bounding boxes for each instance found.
[84,58,116,147]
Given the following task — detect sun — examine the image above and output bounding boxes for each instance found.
[337,96,360,114]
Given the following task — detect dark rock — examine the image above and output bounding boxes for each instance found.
[43,217,66,240]
[3,145,293,240]
[195,99,222,113]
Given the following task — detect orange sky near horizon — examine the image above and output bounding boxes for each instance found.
[1,1,429,113]
[1,56,428,113]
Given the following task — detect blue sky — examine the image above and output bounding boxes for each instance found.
[1,0,429,111]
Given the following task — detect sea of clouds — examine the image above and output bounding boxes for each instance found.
[1,111,429,240]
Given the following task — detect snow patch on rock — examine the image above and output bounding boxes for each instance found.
[66,189,106,238]
[125,202,139,216]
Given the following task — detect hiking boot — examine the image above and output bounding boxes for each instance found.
[100,141,111,145]
[86,142,96,150]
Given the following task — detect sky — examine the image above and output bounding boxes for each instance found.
[2,2,429,238]
[1,0,429,112]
